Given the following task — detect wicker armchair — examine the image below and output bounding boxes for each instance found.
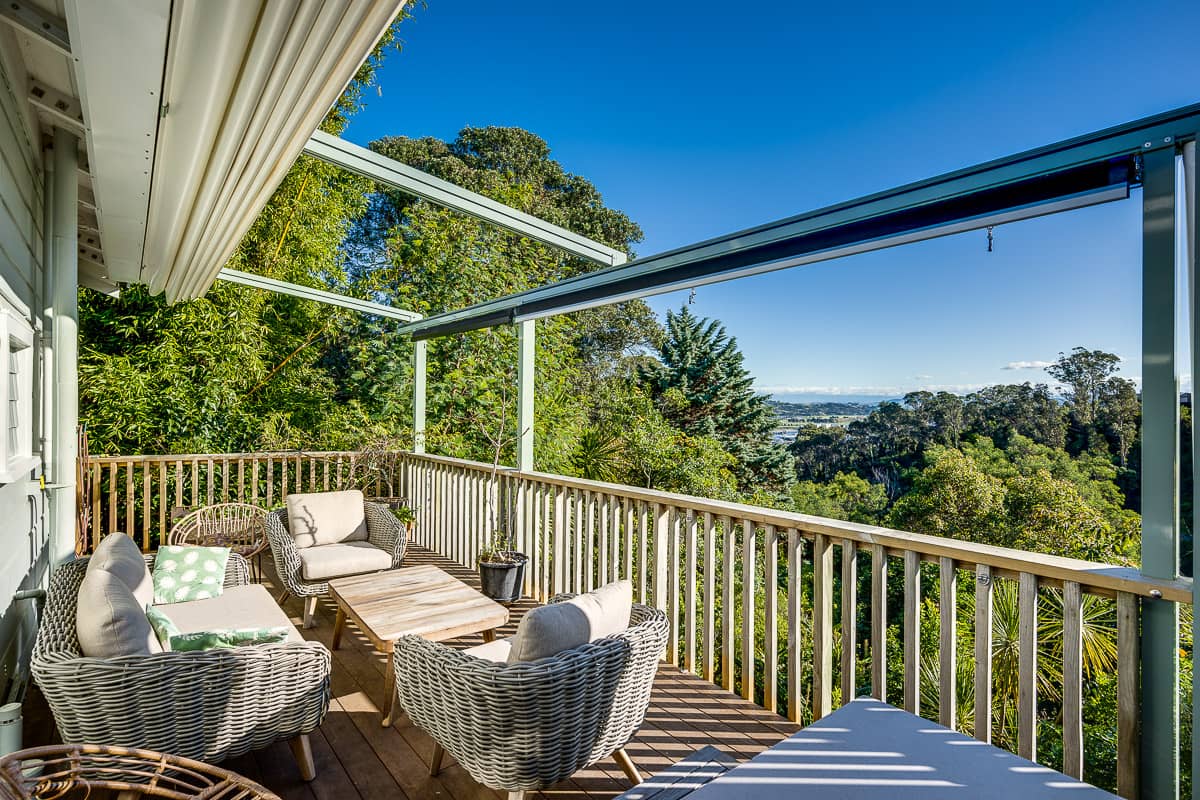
[31,553,331,779]
[394,598,669,800]
[170,502,270,580]
[266,500,407,628]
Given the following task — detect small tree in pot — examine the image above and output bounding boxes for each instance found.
[476,384,528,603]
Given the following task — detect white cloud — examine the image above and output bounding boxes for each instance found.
[758,383,989,396]
[912,374,933,380]
[1002,360,1054,371]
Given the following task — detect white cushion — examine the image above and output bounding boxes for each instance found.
[156,584,304,644]
[507,579,632,663]
[464,637,513,663]
[297,541,392,581]
[89,532,153,609]
[286,490,368,548]
[76,568,162,657]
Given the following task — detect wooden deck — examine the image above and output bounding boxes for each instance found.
[28,544,798,799]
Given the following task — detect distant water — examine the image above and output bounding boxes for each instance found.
[764,392,898,406]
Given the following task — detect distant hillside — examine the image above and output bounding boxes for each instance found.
[769,400,878,419]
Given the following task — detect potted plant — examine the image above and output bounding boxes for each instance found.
[475,380,528,603]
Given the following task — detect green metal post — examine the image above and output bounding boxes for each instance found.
[1185,139,1197,800]
[1141,145,1180,800]
[516,319,535,472]
[412,339,426,454]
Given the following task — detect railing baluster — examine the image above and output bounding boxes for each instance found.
[553,486,567,596]
[141,465,150,549]
[205,457,213,506]
[265,456,273,508]
[786,528,802,723]
[871,544,887,702]
[1117,591,1139,799]
[840,539,857,707]
[685,512,698,675]
[939,556,957,730]
[124,461,133,535]
[157,462,166,543]
[653,504,670,659]
[1062,581,1083,779]
[577,490,588,593]
[813,532,832,719]
[222,457,230,501]
[107,462,116,535]
[703,511,716,682]
[1017,572,1038,760]
[974,564,993,742]
[741,518,755,702]
[597,494,608,589]
[638,503,649,604]
[191,458,199,507]
[763,524,778,713]
[668,509,681,664]
[721,514,735,693]
[624,501,634,584]
[903,549,920,715]
[609,495,621,583]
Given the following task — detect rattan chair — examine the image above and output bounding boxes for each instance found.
[265,500,407,628]
[0,744,280,799]
[31,553,330,780]
[170,503,270,580]
[394,598,669,800]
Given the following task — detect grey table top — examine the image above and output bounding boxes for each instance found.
[685,697,1119,800]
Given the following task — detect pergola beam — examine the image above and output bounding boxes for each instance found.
[401,102,1200,341]
[302,130,627,268]
[217,268,422,322]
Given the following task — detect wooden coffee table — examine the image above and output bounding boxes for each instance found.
[328,564,509,727]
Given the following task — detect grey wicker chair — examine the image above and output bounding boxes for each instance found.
[31,553,331,781]
[394,597,669,800]
[265,500,407,628]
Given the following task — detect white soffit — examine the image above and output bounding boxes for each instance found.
[64,0,168,284]
[144,0,407,303]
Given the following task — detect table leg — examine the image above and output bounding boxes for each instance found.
[381,649,397,727]
[482,628,497,643]
[331,607,346,650]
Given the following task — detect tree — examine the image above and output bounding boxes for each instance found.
[1097,377,1139,467]
[790,472,887,523]
[1047,348,1122,427]
[640,305,792,494]
[963,383,1065,449]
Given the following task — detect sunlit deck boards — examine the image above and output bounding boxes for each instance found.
[249,544,797,799]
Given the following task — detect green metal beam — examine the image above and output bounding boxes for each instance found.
[1185,139,1198,800]
[217,268,421,322]
[302,130,627,268]
[413,339,427,455]
[401,103,1200,341]
[1140,146,1180,800]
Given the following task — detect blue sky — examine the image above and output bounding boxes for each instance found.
[345,0,1199,400]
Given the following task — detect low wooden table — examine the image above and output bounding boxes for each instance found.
[329,564,509,727]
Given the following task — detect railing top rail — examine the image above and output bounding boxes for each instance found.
[403,451,1193,604]
[87,450,383,463]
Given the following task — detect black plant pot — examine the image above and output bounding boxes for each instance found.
[478,552,528,603]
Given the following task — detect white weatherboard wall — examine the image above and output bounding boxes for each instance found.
[0,28,49,701]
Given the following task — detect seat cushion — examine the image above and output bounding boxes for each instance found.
[297,541,392,581]
[156,584,305,644]
[76,567,162,657]
[286,490,369,548]
[89,532,153,609]
[508,579,633,663]
[463,637,513,663]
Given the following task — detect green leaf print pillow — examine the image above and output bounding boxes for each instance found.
[152,545,230,604]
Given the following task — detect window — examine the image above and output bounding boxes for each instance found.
[0,308,34,483]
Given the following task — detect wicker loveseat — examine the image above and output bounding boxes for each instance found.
[394,596,669,799]
[31,550,330,779]
[266,490,407,628]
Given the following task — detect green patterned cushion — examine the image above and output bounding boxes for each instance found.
[168,627,290,652]
[145,605,180,650]
[152,546,230,604]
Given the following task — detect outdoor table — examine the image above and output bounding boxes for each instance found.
[683,697,1118,799]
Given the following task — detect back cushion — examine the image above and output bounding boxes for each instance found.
[286,490,368,548]
[76,568,162,657]
[508,579,633,663]
[89,532,153,609]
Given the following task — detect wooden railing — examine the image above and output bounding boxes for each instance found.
[81,449,1192,797]
[81,450,406,552]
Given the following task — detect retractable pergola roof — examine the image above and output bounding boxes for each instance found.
[397,102,1200,340]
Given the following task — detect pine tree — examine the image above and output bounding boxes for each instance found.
[640,305,792,494]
